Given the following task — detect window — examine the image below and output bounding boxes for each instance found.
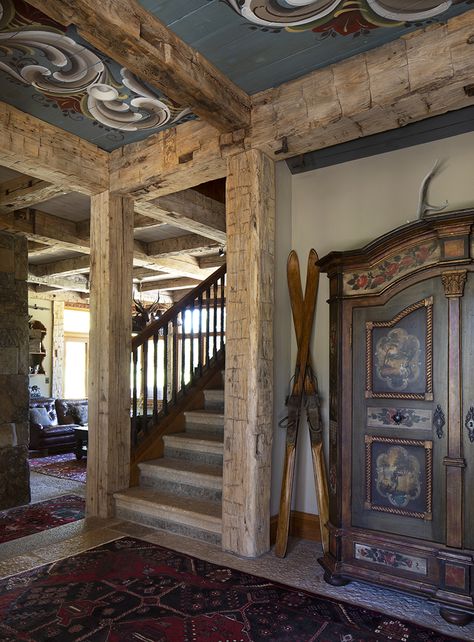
[63,308,90,399]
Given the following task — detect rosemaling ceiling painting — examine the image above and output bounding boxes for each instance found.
[0,0,472,150]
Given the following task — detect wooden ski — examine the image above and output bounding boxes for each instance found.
[287,251,329,553]
[275,250,318,558]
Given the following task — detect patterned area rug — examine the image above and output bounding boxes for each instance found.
[0,536,457,641]
[29,453,86,483]
[0,495,85,544]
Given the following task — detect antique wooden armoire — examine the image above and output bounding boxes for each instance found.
[319,210,474,625]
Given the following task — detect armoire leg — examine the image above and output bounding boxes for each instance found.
[323,572,351,587]
[439,607,473,626]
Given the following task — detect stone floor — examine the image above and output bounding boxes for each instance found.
[0,473,472,640]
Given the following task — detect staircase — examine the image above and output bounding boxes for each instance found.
[114,265,226,544]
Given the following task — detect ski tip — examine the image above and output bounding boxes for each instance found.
[308,248,319,264]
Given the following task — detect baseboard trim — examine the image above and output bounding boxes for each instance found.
[270,510,321,544]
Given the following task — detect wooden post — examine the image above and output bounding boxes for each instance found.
[223,149,275,557]
[87,191,134,517]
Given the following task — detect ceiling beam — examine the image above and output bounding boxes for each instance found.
[250,10,474,159]
[29,255,90,277]
[26,0,250,133]
[28,284,88,302]
[0,175,69,213]
[146,234,219,259]
[138,277,200,292]
[110,10,474,200]
[28,272,89,293]
[135,190,226,243]
[0,102,108,195]
[198,254,226,270]
[110,120,232,200]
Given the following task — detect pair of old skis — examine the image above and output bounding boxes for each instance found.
[275,249,329,558]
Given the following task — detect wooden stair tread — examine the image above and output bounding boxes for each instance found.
[164,432,224,447]
[114,487,222,529]
[139,457,223,480]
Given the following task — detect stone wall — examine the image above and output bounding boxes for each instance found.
[0,232,30,510]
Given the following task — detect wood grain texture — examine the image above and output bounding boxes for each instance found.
[0,102,108,195]
[51,301,64,399]
[0,175,67,213]
[250,11,474,159]
[222,149,275,558]
[87,191,134,518]
[26,0,250,132]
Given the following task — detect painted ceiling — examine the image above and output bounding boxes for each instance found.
[0,0,194,150]
[141,0,473,93]
[0,0,472,152]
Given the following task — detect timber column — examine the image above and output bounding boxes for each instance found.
[88,191,134,517]
[223,149,275,557]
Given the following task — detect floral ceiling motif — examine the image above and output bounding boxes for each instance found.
[224,0,459,35]
[0,0,193,150]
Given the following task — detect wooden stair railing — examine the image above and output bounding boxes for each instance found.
[131,264,226,448]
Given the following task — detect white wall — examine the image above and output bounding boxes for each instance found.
[273,130,474,515]
[28,296,53,397]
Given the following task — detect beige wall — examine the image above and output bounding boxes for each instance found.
[28,297,53,397]
[273,130,474,515]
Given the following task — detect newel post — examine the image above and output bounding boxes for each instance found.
[223,149,275,557]
[87,191,134,517]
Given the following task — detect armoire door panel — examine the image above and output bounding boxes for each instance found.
[352,279,447,544]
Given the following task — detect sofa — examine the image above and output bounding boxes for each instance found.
[29,397,88,454]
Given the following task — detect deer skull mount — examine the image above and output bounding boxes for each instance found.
[132,293,162,333]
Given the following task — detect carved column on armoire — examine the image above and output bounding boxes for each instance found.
[441,269,467,549]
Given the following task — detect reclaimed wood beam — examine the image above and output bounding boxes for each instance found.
[198,254,226,270]
[26,0,250,132]
[110,120,237,199]
[146,234,219,259]
[0,208,90,253]
[0,102,108,195]
[250,11,474,159]
[28,284,88,301]
[0,175,69,213]
[135,190,226,243]
[29,255,90,277]
[28,272,89,293]
[138,277,200,292]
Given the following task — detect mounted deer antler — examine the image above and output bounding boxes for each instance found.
[417,159,448,219]
[132,290,161,333]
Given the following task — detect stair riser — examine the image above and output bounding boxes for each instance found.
[184,422,224,436]
[115,505,221,546]
[140,475,222,502]
[164,446,223,467]
[204,401,224,412]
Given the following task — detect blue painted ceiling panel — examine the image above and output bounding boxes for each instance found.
[139,0,474,93]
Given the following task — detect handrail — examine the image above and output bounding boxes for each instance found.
[131,263,226,448]
[132,264,226,349]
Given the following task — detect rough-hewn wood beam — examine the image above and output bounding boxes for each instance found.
[28,272,89,292]
[27,0,250,133]
[0,208,90,253]
[30,255,90,278]
[28,284,88,302]
[135,190,226,243]
[250,11,474,159]
[139,277,200,292]
[0,102,108,195]
[110,120,238,199]
[146,234,219,259]
[198,254,226,270]
[0,175,69,213]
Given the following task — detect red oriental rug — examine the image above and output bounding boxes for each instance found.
[29,453,86,483]
[0,495,85,544]
[0,536,458,641]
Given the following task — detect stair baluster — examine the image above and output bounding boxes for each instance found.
[131,264,226,449]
